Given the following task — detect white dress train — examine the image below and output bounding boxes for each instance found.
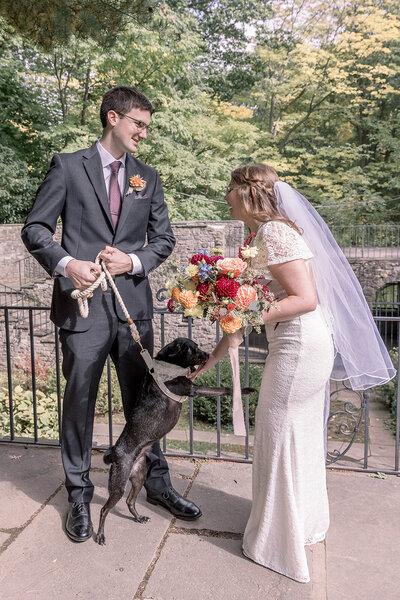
[242,221,334,583]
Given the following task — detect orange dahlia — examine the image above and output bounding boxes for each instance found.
[235,284,257,309]
[179,290,198,309]
[172,286,181,302]
[219,314,242,333]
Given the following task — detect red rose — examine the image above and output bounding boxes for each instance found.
[227,303,235,311]
[167,299,174,313]
[215,277,239,298]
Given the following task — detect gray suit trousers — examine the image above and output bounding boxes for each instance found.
[59,289,171,503]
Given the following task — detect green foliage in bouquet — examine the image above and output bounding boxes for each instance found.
[193,359,262,429]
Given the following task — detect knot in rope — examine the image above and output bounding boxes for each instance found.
[70,252,142,349]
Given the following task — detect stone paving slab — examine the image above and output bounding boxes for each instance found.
[1,444,400,600]
[0,471,171,600]
[144,533,313,600]
[0,445,63,529]
[0,532,9,545]
[177,460,252,533]
[326,470,400,600]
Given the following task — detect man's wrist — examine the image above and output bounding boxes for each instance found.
[54,255,74,278]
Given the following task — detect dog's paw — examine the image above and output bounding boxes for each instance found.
[95,532,106,545]
[134,514,150,524]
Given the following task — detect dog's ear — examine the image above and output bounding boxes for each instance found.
[156,339,186,363]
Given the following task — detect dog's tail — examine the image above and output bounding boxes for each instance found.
[103,446,116,465]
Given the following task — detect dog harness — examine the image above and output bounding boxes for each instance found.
[71,254,190,404]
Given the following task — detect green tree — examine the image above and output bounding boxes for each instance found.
[0,0,156,50]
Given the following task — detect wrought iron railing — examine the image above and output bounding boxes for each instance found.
[0,285,52,337]
[17,255,48,289]
[0,303,398,474]
[330,224,400,258]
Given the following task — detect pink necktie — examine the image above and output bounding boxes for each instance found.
[109,161,122,229]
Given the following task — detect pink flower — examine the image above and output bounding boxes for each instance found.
[218,257,247,277]
[235,284,257,309]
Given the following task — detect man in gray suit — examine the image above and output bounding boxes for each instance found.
[22,86,201,543]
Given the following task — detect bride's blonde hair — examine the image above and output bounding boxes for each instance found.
[230,164,301,233]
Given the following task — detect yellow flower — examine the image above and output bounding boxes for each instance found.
[166,280,175,297]
[184,305,204,318]
[241,246,259,259]
[185,264,199,278]
[183,279,196,291]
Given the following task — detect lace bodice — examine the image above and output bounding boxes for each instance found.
[251,221,313,280]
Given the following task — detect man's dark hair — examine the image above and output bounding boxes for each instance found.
[100,86,154,127]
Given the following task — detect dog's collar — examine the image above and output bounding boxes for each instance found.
[152,360,191,381]
[140,349,190,404]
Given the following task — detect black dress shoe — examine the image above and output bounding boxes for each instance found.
[65,502,93,542]
[146,487,202,520]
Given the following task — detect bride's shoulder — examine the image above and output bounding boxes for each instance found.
[256,220,299,240]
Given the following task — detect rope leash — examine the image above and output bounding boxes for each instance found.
[71,253,186,403]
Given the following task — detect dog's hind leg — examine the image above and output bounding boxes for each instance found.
[126,448,151,523]
[95,458,134,545]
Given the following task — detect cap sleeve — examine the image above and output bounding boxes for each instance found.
[257,221,314,266]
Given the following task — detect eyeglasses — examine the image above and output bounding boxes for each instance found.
[225,186,235,195]
[117,113,152,133]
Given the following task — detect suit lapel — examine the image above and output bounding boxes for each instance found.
[116,154,144,236]
[82,144,114,230]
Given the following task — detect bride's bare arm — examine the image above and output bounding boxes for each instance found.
[263,259,317,324]
[189,328,244,380]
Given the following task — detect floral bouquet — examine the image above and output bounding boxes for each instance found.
[166,235,277,335]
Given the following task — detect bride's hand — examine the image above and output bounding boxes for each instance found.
[188,329,244,381]
[188,355,218,380]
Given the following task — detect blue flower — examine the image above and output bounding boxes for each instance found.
[198,264,214,282]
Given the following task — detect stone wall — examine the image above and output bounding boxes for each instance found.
[348,258,400,307]
[0,221,244,368]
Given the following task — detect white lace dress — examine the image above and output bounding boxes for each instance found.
[242,221,334,583]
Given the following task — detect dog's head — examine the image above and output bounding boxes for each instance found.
[155,338,209,371]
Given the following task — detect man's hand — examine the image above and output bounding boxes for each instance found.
[65,260,101,290]
[98,246,133,276]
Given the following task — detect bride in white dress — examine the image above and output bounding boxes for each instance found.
[242,218,334,582]
[191,164,395,583]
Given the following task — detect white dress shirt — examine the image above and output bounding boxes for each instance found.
[54,140,143,277]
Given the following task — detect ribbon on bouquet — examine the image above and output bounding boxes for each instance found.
[227,331,246,436]
[228,346,246,436]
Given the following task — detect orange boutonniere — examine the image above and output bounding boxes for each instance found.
[126,174,147,195]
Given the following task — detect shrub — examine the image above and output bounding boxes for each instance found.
[0,355,124,440]
[0,384,59,439]
[193,359,262,428]
[376,347,398,434]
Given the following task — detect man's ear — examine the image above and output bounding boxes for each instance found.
[107,110,119,128]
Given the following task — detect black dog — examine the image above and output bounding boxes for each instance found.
[95,337,253,545]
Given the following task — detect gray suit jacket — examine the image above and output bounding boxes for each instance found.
[21,144,175,331]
